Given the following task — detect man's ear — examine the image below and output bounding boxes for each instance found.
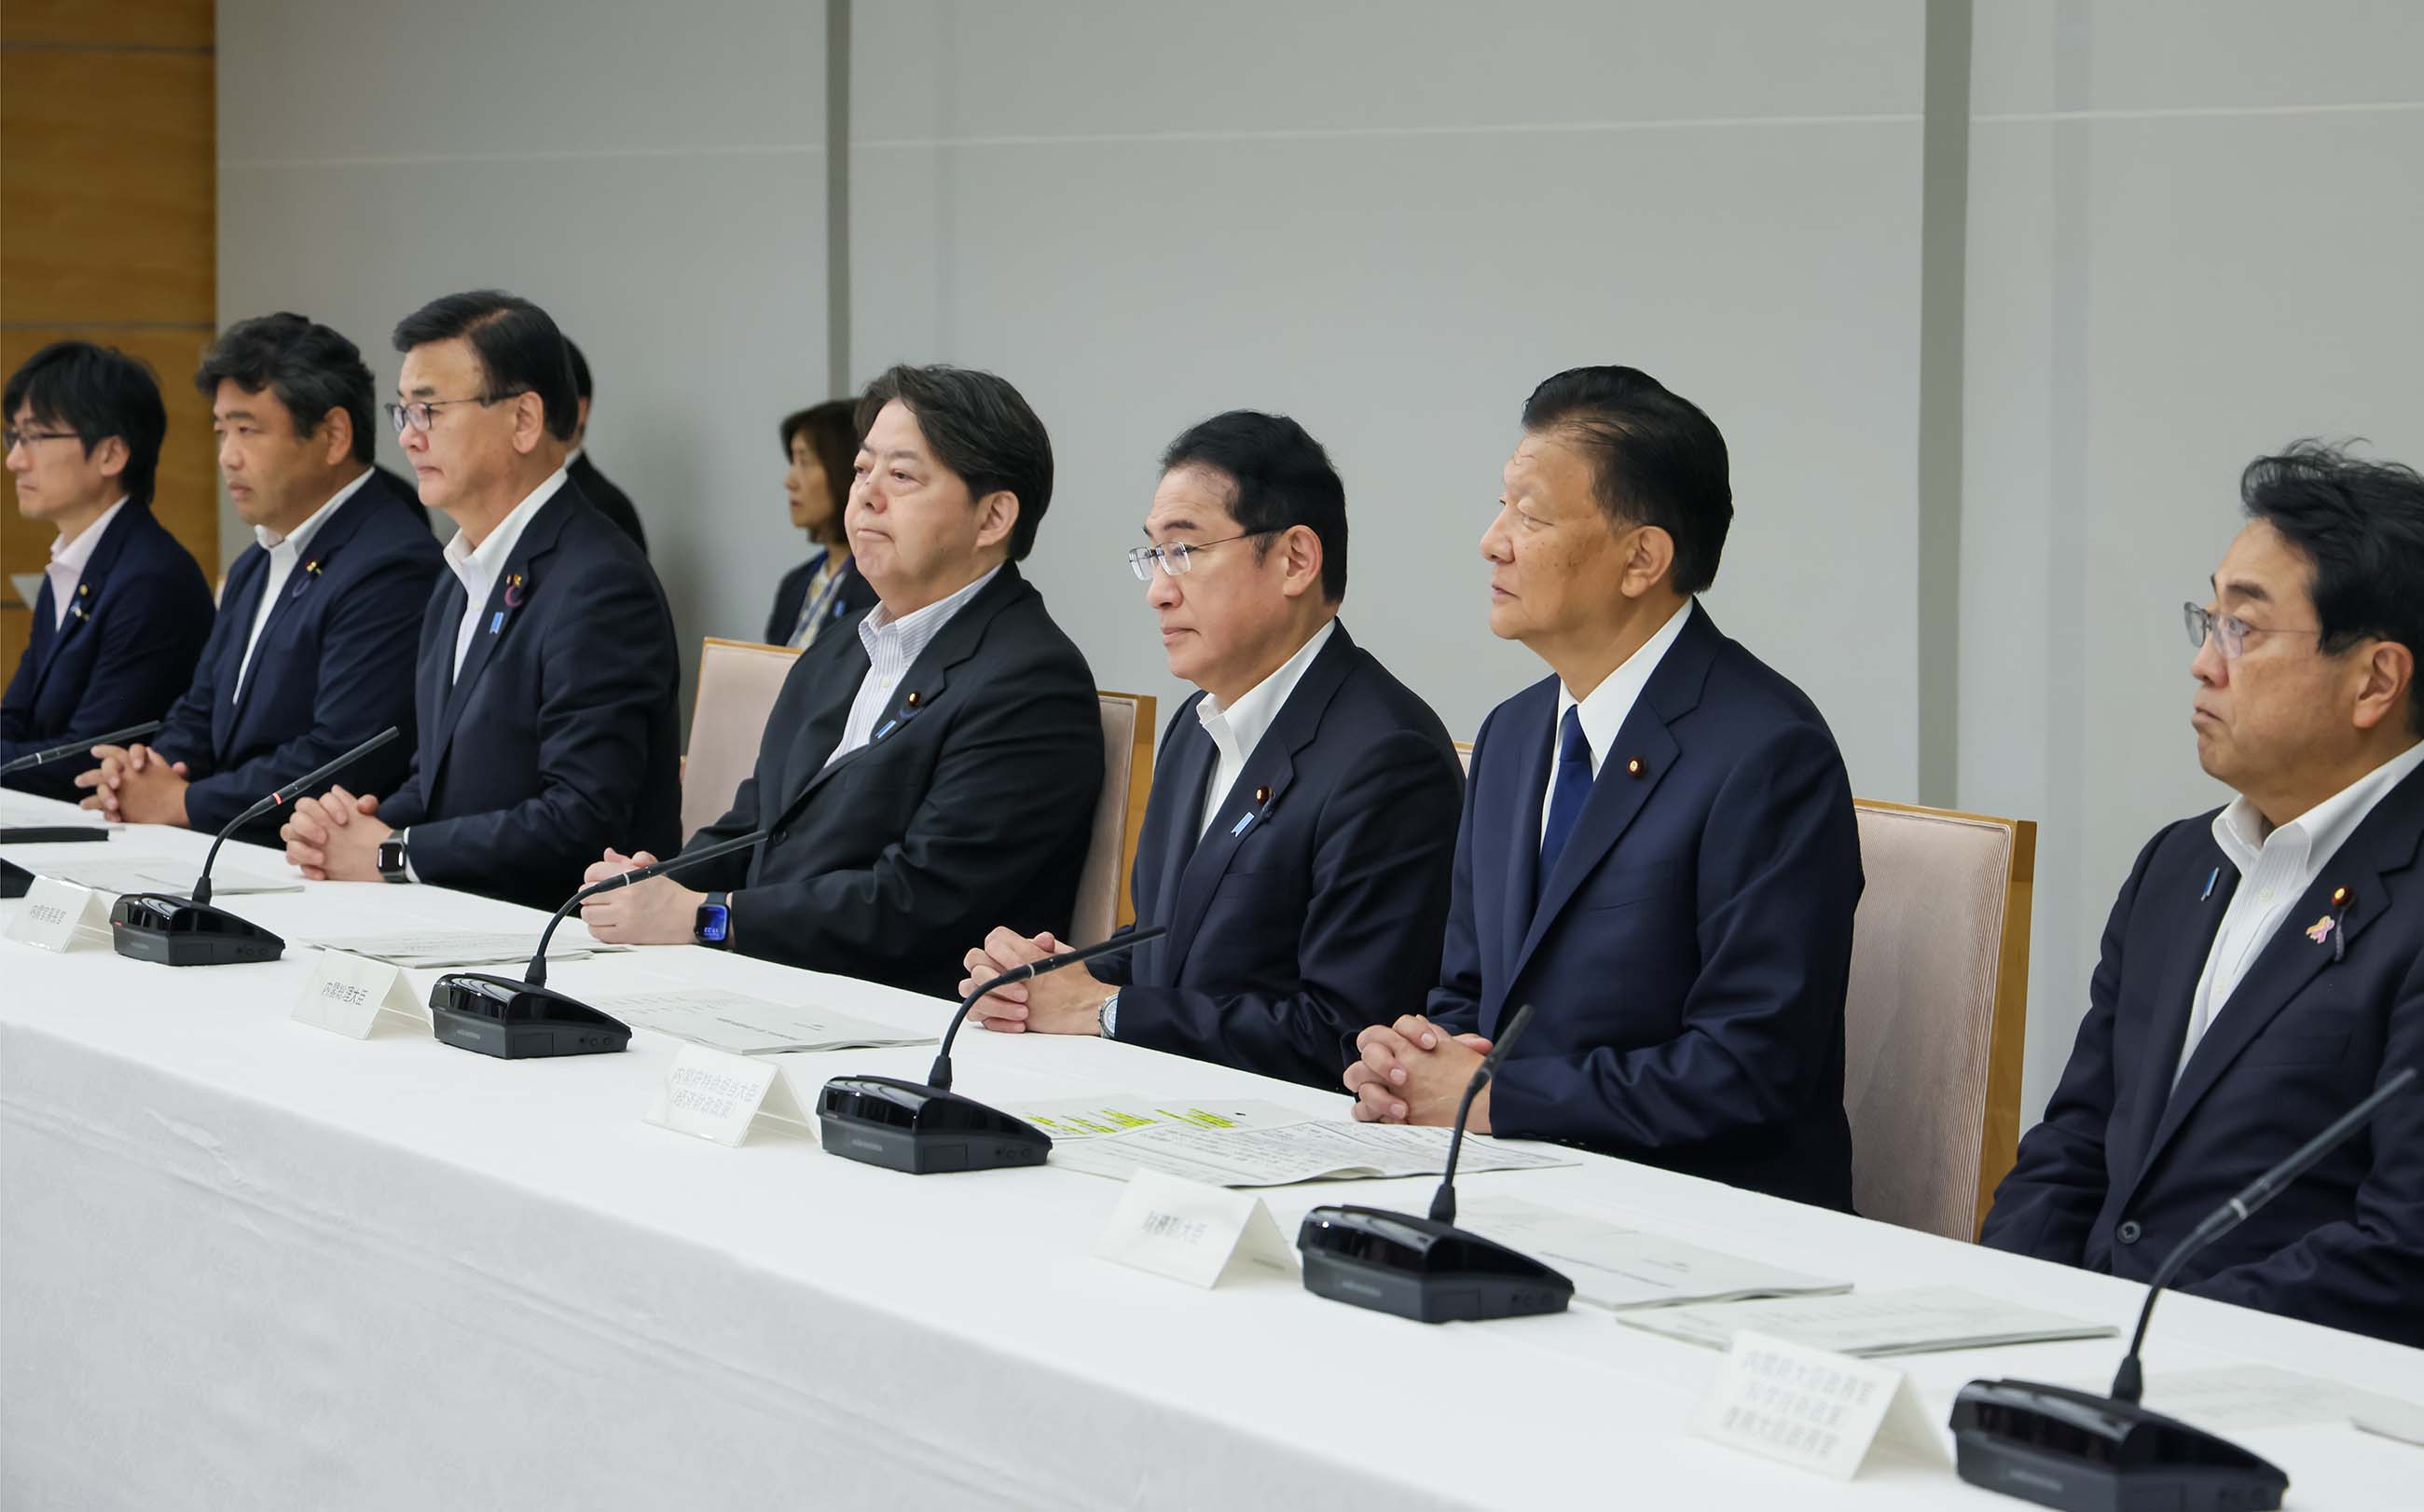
[1617,523,1676,599]
[2350,639,2417,734]
[973,489,1020,553]
[90,434,131,481]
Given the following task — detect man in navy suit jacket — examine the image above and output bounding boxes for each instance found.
[579,364,1100,997]
[76,315,440,840]
[3,341,213,800]
[1984,444,2424,1348]
[281,292,680,912]
[1345,367,1862,1209]
[958,411,1464,1090]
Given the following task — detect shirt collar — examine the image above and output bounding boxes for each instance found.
[1556,598,1694,763]
[859,564,1001,652]
[254,468,373,555]
[2211,738,2424,875]
[1196,618,1338,766]
[49,496,130,572]
[444,465,570,587]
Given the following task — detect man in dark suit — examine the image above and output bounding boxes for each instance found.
[1344,367,1862,1210]
[579,364,1100,998]
[561,337,648,556]
[75,314,441,841]
[280,291,680,912]
[957,411,1463,1090]
[3,341,213,800]
[1984,444,2424,1348]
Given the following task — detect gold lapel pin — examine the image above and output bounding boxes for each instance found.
[1625,757,1646,778]
[904,690,922,708]
[1253,784,1272,805]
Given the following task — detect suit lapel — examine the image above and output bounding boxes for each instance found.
[1161,627,1358,979]
[211,549,273,751]
[229,488,374,728]
[1136,711,1216,981]
[416,577,462,784]
[2124,773,2424,1202]
[2107,847,2236,1188]
[1484,680,1558,1005]
[28,505,139,705]
[432,492,571,764]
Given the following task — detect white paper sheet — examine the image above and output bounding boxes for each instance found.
[31,857,301,896]
[2063,1365,2424,1436]
[307,928,623,968]
[1457,1195,1852,1311]
[1618,1285,2115,1356]
[1009,1096,1577,1188]
[589,989,933,1055]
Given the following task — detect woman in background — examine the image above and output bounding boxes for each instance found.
[764,400,876,646]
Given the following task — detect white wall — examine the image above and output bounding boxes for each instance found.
[216,1,831,700]
[849,0,1928,798]
[1962,0,2424,1113]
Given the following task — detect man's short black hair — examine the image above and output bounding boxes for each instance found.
[392,290,578,443]
[1521,365,1732,596]
[565,337,593,404]
[2242,440,2424,735]
[195,312,378,464]
[1160,410,1348,601]
[781,399,861,520]
[3,341,168,507]
[856,364,1054,561]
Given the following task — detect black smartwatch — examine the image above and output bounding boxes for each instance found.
[376,835,411,884]
[693,890,733,949]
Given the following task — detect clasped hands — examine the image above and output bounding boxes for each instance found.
[75,742,190,826]
[578,848,702,942]
[1343,1016,1497,1130]
[957,928,1106,1034]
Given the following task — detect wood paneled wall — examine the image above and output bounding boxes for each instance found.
[1,0,217,675]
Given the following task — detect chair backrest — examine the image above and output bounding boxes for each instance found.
[1844,799,2036,1241]
[682,637,804,840]
[1453,740,1473,775]
[1074,691,1158,942]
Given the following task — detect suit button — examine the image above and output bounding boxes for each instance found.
[773,830,787,844]
[2115,1219,2143,1245]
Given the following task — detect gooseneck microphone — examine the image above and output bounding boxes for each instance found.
[1951,1064,2417,1512]
[1297,1003,1575,1324]
[0,719,164,777]
[109,727,401,967]
[819,925,1167,1175]
[429,829,769,1060]
[1428,1002,1535,1227]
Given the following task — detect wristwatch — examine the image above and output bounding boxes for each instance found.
[693,890,733,949]
[376,835,410,884]
[1097,991,1120,1040]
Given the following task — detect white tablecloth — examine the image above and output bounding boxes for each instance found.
[3,796,2418,1510]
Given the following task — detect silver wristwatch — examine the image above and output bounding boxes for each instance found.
[1097,991,1120,1040]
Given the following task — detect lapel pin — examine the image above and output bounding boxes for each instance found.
[76,582,90,596]
[2200,866,2220,901]
[503,572,527,610]
[2305,914,2336,945]
[2322,886,2354,961]
[1231,811,1258,838]
[1625,757,1646,778]
[1253,785,1272,805]
[905,690,922,708]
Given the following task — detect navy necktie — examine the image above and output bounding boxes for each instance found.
[1538,706,1592,893]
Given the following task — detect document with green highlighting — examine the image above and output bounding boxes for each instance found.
[1008,1096,1577,1188]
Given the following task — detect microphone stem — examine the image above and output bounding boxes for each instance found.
[1429,1073,1488,1224]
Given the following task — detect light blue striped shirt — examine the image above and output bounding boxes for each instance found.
[823,566,1001,769]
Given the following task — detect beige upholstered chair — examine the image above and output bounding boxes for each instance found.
[1844,799,2036,1242]
[1453,740,1473,775]
[681,637,803,840]
[1073,692,1158,942]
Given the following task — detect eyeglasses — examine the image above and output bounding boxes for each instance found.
[2183,601,2324,661]
[4,427,80,452]
[385,392,520,434]
[1126,529,1277,581]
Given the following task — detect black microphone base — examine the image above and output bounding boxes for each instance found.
[1,858,31,899]
[816,1075,1053,1174]
[428,972,632,1059]
[108,893,285,966]
[1,825,110,845]
[1296,1205,1575,1324]
[1950,1379,2286,1512]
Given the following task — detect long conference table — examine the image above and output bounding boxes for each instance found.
[3,792,2418,1511]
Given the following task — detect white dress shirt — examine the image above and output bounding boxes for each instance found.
[1540,598,1693,843]
[443,466,569,680]
[44,496,129,630]
[2176,737,2424,1080]
[823,566,1001,769]
[234,469,371,700]
[1193,618,1336,838]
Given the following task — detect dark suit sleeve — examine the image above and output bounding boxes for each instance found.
[0,559,212,775]
[176,557,434,833]
[1978,832,2167,1263]
[402,558,676,890]
[1485,719,1859,1153]
[724,657,1102,973]
[1117,729,1461,1087]
[2182,977,2424,1332]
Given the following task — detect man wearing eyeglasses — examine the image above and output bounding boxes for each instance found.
[1983,444,2424,1349]
[74,314,439,840]
[3,341,213,800]
[576,364,1103,998]
[955,411,1464,1090]
[278,290,681,911]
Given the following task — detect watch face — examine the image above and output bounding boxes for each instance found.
[696,903,729,943]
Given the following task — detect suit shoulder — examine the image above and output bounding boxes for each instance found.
[1337,647,1455,750]
[992,584,1096,687]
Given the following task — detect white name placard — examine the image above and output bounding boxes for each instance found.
[642,1044,814,1148]
[1093,1169,1297,1288]
[1690,1329,1949,1479]
[290,950,428,1039]
[6,876,114,952]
